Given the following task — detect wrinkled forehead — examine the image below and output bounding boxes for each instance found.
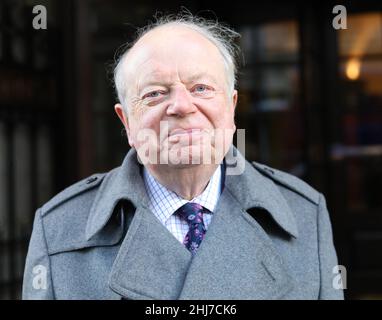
[122,25,227,85]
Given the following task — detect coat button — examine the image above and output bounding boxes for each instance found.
[86,176,98,184]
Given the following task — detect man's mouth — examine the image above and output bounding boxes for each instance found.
[169,128,204,137]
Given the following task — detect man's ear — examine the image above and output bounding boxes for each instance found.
[114,103,134,148]
[231,90,238,132]
[232,90,238,110]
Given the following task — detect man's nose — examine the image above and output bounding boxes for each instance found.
[166,86,197,117]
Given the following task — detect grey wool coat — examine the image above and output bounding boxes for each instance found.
[23,145,344,300]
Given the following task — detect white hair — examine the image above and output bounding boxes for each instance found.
[113,12,241,111]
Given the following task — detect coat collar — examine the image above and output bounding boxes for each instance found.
[85,148,149,241]
[108,172,295,299]
[85,145,298,241]
[225,146,299,238]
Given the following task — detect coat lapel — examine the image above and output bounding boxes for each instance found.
[178,188,294,299]
[85,147,192,299]
[178,146,299,299]
[108,205,192,300]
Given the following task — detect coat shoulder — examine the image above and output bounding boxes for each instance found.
[37,172,119,255]
[40,172,107,217]
[251,161,320,205]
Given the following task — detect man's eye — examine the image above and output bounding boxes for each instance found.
[143,91,162,99]
[193,85,208,92]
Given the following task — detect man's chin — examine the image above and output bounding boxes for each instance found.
[164,162,201,169]
[164,146,220,166]
[163,154,210,167]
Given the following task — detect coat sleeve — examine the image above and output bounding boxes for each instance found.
[22,209,55,299]
[317,193,344,300]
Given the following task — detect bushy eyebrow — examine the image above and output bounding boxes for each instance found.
[138,72,219,93]
[183,72,219,85]
[137,74,171,95]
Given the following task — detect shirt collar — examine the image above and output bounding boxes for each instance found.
[143,164,223,224]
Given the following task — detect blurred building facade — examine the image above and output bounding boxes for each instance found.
[0,0,381,299]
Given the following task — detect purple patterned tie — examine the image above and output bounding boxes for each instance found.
[176,202,207,255]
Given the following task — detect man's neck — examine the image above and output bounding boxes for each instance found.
[145,163,220,200]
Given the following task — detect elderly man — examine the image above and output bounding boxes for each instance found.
[23,14,344,300]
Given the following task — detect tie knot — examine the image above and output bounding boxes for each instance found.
[176,202,205,226]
